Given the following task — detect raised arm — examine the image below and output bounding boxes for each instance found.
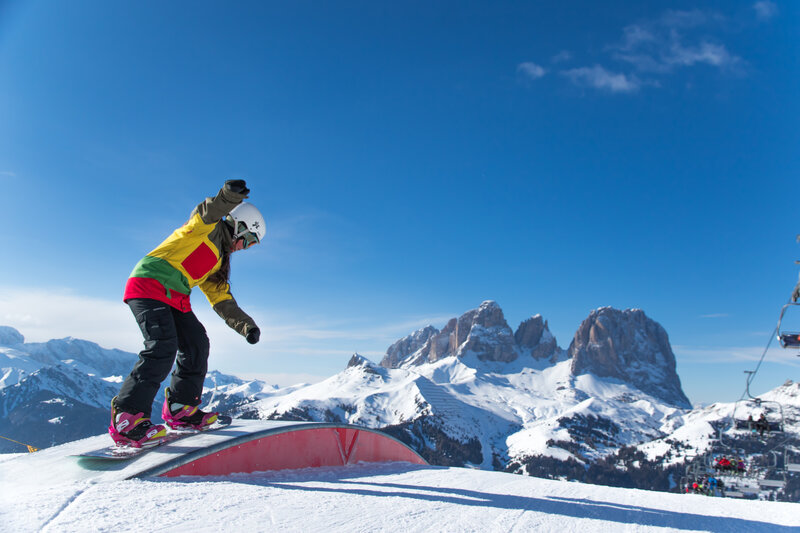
[193,180,251,224]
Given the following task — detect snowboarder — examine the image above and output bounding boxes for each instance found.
[110,179,265,447]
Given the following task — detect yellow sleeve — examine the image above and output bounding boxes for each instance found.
[198,277,233,308]
[200,281,257,337]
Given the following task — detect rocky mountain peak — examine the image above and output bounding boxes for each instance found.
[347,353,381,375]
[470,300,507,329]
[380,326,439,368]
[456,300,518,363]
[568,307,690,408]
[514,314,558,361]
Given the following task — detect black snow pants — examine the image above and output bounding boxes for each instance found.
[116,298,210,417]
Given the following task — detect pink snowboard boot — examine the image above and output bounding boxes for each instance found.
[109,397,167,448]
[162,388,219,430]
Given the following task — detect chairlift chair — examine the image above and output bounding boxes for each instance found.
[784,446,800,473]
[776,303,800,350]
[732,374,786,434]
[777,235,800,351]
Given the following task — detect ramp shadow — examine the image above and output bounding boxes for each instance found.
[146,465,795,531]
[323,480,796,532]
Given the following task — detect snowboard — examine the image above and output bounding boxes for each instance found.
[74,415,232,461]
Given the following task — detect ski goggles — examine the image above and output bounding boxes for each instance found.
[240,230,260,249]
[236,222,260,249]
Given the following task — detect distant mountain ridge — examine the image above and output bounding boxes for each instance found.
[379,300,689,408]
[0,327,272,452]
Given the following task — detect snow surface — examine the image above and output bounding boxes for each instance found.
[1,436,798,533]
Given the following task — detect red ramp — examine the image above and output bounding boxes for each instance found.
[132,421,427,479]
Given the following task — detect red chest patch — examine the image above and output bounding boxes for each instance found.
[181,242,218,280]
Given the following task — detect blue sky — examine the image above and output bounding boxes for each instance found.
[0,1,797,405]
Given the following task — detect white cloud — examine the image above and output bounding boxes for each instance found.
[611,10,742,74]
[666,41,739,69]
[619,24,659,52]
[698,313,730,319]
[0,171,16,178]
[753,1,778,20]
[659,9,718,29]
[561,65,641,93]
[551,50,573,64]
[673,345,800,367]
[517,62,547,80]
[550,8,742,96]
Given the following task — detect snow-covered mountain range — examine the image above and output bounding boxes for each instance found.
[0,325,273,452]
[1,302,798,500]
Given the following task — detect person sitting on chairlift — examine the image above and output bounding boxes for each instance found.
[707,477,718,496]
[756,413,769,436]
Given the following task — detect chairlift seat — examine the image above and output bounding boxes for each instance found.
[786,463,800,473]
[758,479,786,489]
[733,420,782,433]
[777,302,800,348]
[779,332,800,348]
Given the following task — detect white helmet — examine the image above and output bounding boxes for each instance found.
[228,202,266,243]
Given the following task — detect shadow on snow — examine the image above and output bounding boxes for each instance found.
[153,465,795,532]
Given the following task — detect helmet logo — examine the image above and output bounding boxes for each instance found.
[252,221,261,230]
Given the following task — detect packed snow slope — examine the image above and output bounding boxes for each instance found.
[1,436,798,533]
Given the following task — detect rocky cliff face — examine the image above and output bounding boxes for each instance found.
[515,315,558,362]
[568,307,690,408]
[380,326,438,368]
[380,301,560,368]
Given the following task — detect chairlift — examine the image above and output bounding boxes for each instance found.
[784,445,800,473]
[776,303,800,349]
[729,374,786,435]
[759,477,786,489]
[724,490,747,498]
[776,234,800,351]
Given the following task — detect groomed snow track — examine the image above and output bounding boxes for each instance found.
[76,420,427,479]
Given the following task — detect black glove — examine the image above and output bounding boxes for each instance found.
[246,327,260,345]
[225,179,250,196]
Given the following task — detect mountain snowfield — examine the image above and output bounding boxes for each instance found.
[1,440,798,532]
[233,351,687,469]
